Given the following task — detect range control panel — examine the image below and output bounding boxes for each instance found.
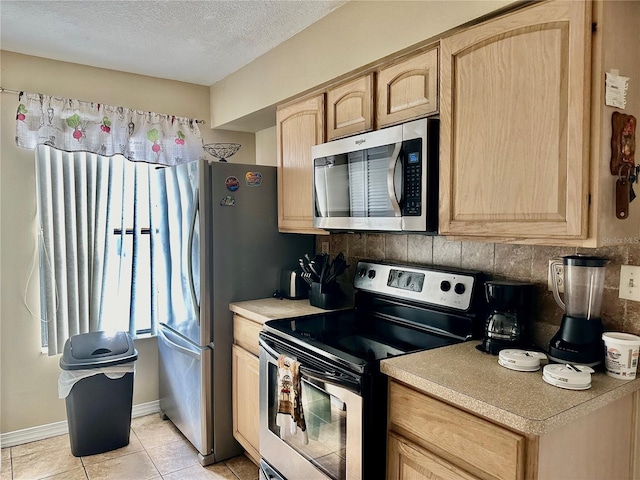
[353,260,478,311]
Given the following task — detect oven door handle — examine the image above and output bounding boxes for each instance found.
[259,337,281,360]
[298,365,361,393]
[259,337,361,393]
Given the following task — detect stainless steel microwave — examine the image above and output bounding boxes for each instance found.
[312,118,438,232]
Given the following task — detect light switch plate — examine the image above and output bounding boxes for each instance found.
[619,265,640,301]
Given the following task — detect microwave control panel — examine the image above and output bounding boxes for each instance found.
[402,138,422,216]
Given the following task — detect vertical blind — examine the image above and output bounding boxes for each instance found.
[36,146,179,354]
[36,146,110,352]
[36,145,202,355]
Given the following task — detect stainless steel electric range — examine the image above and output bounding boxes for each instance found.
[258,260,487,480]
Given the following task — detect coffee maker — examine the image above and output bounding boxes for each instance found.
[548,255,608,366]
[478,281,535,354]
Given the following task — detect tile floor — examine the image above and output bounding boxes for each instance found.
[0,414,258,480]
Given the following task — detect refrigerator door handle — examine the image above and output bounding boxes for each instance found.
[159,326,201,360]
[188,187,200,324]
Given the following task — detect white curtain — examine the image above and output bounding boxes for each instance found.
[17,92,203,166]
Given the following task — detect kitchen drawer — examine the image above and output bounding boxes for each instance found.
[233,314,262,356]
[388,381,525,480]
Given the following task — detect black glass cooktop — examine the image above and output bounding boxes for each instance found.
[262,309,459,373]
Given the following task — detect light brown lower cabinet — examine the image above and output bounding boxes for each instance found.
[232,314,262,464]
[387,380,638,480]
[387,432,480,480]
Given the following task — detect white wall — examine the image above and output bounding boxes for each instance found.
[209,0,515,131]
[255,126,277,167]
[0,51,255,434]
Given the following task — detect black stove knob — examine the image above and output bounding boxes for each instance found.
[368,269,376,279]
[454,283,466,295]
[440,280,451,292]
[358,268,367,277]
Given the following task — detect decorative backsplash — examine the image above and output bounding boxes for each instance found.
[318,233,640,344]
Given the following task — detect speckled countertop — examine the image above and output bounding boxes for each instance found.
[229,297,352,325]
[381,341,640,436]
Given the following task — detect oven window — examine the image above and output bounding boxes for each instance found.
[268,362,347,480]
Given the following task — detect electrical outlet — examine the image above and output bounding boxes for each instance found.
[321,241,329,255]
[548,260,564,293]
[619,265,640,301]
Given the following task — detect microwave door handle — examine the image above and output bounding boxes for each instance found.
[387,143,402,216]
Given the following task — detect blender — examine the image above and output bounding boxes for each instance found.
[548,255,608,366]
[478,281,534,354]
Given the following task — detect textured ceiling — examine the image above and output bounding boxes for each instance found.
[0,0,347,86]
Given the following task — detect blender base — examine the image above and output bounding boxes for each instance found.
[548,315,603,366]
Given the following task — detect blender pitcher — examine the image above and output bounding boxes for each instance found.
[548,255,608,366]
[550,256,607,320]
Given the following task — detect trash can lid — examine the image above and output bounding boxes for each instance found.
[60,331,138,370]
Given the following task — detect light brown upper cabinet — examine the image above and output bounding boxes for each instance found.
[377,48,438,128]
[440,1,592,241]
[439,0,640,246]
[276,94,327,234]
[327,74,374,141]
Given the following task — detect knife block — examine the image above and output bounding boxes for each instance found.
[309,282,342,309]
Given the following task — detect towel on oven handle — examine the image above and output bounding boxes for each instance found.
[276,355,308,444]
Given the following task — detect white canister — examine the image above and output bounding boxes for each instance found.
[602,332,640,379]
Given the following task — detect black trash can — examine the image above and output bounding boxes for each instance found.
[59,331,138,457]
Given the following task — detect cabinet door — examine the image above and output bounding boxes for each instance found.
[327,74,374,140]
[439,1,591,239]
[377,48,438,128]
[232,345,260,463]
[387,433,480,480]
[389,381,525,480]
[276,94,327,234]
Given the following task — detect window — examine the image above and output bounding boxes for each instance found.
[102,156,154,336]
[17,92,204,355]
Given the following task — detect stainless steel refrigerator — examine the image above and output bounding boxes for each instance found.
[156,160,314,465]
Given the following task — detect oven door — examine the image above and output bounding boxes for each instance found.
[259,335,363,480]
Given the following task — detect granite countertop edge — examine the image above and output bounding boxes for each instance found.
[381,360,640,436]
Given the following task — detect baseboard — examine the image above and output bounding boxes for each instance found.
[131,400,161,419]
[0,400,160,448]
